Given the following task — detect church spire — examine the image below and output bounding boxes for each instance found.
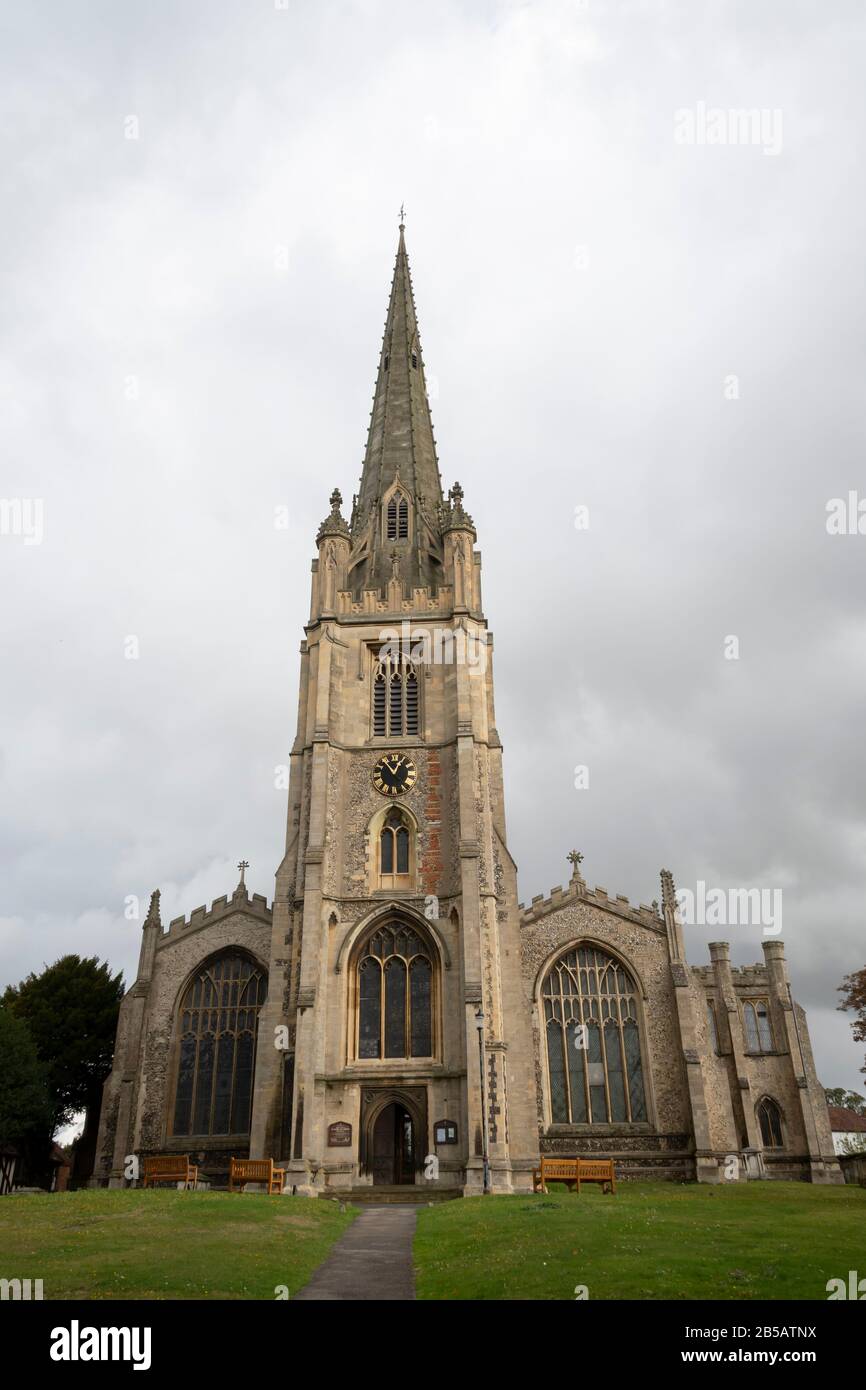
[350,222,445,592]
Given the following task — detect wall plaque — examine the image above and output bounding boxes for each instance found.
[328,1121,352,1147]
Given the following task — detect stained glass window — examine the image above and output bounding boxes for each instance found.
[356,924,433,1059]
[757,1097,783,1148]
[172,954,267,1136]
[359,958,381,1059]
[542,946,647,1125]
[744,999,773,1053]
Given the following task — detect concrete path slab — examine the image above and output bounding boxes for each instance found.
[293,1204,417,1301]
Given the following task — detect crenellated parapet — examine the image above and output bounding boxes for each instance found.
[519,879,664,932]
[164,888,272,941]
[692,961,771,987]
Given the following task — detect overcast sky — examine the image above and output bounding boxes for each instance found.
[1,0,864,1100]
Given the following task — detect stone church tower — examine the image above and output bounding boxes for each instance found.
[247,222,538,1193]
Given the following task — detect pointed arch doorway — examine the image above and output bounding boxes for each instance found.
[361,1086,427,1187]
[372,1103,415,1185]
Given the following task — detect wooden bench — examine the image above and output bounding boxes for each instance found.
[532,1156,616,1195]
[577,1159,616,1194]
[229,1157,286,1195]
[142,1155,199,1190]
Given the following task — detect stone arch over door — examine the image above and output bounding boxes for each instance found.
[359,1086,428,1183]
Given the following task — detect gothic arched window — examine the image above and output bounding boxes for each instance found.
[743,999,773,1052]
[757,1097,783,1148]
[372,654,419,737]
[386,490,409,541]
[542,945,647,1125]
[172,953,267,1137]
[379,807,413,890]
[357,924,433,1060]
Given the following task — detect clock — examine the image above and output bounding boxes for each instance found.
[372,752,417,797]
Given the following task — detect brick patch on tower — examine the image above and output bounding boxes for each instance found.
[421,749,442,896]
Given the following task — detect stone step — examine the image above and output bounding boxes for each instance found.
[329,1185,463,1206]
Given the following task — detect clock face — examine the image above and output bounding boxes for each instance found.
[372,752,417,797]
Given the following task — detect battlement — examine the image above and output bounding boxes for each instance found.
[164,888,272,940]
[731,963,770,984]
[519,878,664,932]
[692,962,770,986]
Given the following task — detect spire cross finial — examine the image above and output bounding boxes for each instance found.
[567,850,584,871]
[399,202,405,227]
[237,859,249,888]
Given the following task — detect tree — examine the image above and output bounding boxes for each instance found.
[2,955,124,1133]
[823,1087,866,1115]
[838,966,866,1077]
[0,1006,53,1146]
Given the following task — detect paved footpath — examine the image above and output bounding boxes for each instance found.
[293,1205,417,1301]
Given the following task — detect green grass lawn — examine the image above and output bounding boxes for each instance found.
[0,1189,355,1300]
[413,1181,866,1300]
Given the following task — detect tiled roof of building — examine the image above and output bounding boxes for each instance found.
[828,1105,866,1133]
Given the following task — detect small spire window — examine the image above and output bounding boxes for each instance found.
[411,352,418,369]
[386,490,409,541]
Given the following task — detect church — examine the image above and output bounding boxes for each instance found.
[95,226,841,1194]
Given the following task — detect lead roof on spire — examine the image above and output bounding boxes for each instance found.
[354,223,444,527]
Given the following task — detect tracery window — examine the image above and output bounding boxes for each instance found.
[379,806,413,889]
[757,1096,783,1148]
[542,945,647,1125]
[357,924,433,1060]
[743,999,773,1052]
[172,953,267,1137]
[372,653,419,736]
[386,490,409,540]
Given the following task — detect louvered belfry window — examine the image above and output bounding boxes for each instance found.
[172,953,267,1137]
[386,490,409,540]
[372,654,419,737]
[542,945,647,1125]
